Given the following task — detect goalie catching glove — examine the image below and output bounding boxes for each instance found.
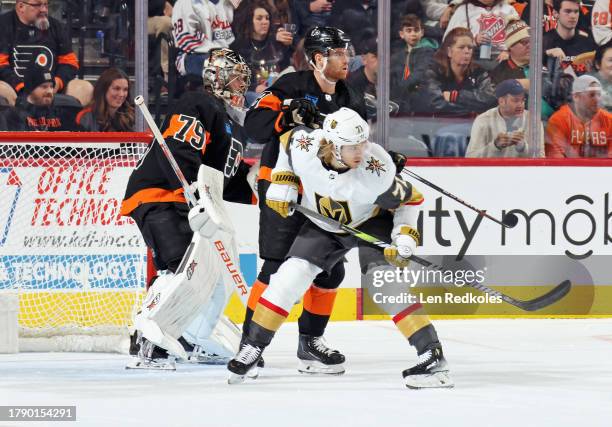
[384,225,419,268]
[265,171,299,218]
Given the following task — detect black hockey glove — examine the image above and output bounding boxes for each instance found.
[280,98,318,129]
[388,150,407,174]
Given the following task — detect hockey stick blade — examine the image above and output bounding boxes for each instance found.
[291,203,572,312]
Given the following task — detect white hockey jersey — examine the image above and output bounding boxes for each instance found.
[593,0,612,45]
[273,128,422,233]
[172,0,235,75]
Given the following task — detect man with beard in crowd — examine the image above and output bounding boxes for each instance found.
[0,0,93,107]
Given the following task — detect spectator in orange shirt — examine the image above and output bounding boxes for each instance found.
[546,75,612,157]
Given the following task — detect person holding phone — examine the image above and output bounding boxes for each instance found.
[466,79,544,157]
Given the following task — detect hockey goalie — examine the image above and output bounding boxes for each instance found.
[120,48,255,370]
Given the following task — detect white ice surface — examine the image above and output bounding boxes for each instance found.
[1,319,611,427]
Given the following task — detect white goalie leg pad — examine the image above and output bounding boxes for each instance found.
[135,233,222,359]
[182,277,240,358]
[263,257,323,313]
[197,164,250,305]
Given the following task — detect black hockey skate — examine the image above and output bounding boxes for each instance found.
[402,345,454,389]
[125,332,176,371]
[297,334,345,375]
[227,341,264,384]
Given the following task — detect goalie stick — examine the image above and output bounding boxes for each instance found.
[134,95,249,306]
[290,203,571,312]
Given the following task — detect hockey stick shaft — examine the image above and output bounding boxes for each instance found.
[135,95,198,207]
[401,169,513,228]
[291,203,570,312]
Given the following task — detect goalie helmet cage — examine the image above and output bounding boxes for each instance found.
[0,132,155,353]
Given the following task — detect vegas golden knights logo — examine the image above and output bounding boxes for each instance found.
[315,194,352,224]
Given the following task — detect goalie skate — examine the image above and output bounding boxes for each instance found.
[402,345,454,389]
[297,334,345,375]
[227,342,264,384]
[125,333,176,371]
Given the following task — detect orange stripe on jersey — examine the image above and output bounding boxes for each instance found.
[0,53,8,67]
[274,111,284,133]
[58,52,79,69]
[254,92,282,111]
[15,82,24,92]
[247,280,268,311]
[54,76,64,92]
[162,114,187,139]
[120,187,187,216]
[303,285,338,316]
[258,166,272,182]
[75,106,92,125]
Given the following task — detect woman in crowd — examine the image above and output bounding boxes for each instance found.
[588,41,612,111]
[231,1,293,105]
[76,68,134,132]
[444,0,518,68]
[422,27,497,115]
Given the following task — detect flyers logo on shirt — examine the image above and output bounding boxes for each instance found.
[477,13,506,45]
[12,45,54,77]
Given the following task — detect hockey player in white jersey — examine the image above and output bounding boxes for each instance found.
[172,0,239,76]
[227,108,453,389]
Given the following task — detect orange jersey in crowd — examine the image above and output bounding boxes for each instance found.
[545,104,612,158]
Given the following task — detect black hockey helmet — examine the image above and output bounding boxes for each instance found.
[304,26,352,63]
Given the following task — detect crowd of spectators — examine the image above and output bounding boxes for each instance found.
[1,0,612,159]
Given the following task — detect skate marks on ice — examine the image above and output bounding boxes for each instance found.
[0,320,611,427]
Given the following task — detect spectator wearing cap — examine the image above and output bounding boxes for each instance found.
[491,20,557,118]
[546,75,612,157]
[490,20,530,87]
[347,38,378,99]
[390,14,439,112]
[3,63,81,131]
[466,79,544,157]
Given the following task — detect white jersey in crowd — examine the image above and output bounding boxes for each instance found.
[172,0,235,74]
[593,0,612,45]
[274,127,418,233]
[444,2,518,50]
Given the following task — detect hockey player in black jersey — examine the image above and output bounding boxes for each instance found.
[121,48,255,370]
[240,26,367,375]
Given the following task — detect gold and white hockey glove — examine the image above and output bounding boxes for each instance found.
[384,225,420,268]
[265,171,299,218]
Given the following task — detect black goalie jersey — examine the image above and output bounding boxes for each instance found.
[121,91,251,216]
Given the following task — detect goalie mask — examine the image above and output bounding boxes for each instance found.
[323,107,369,166]
[203,48,252,105]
